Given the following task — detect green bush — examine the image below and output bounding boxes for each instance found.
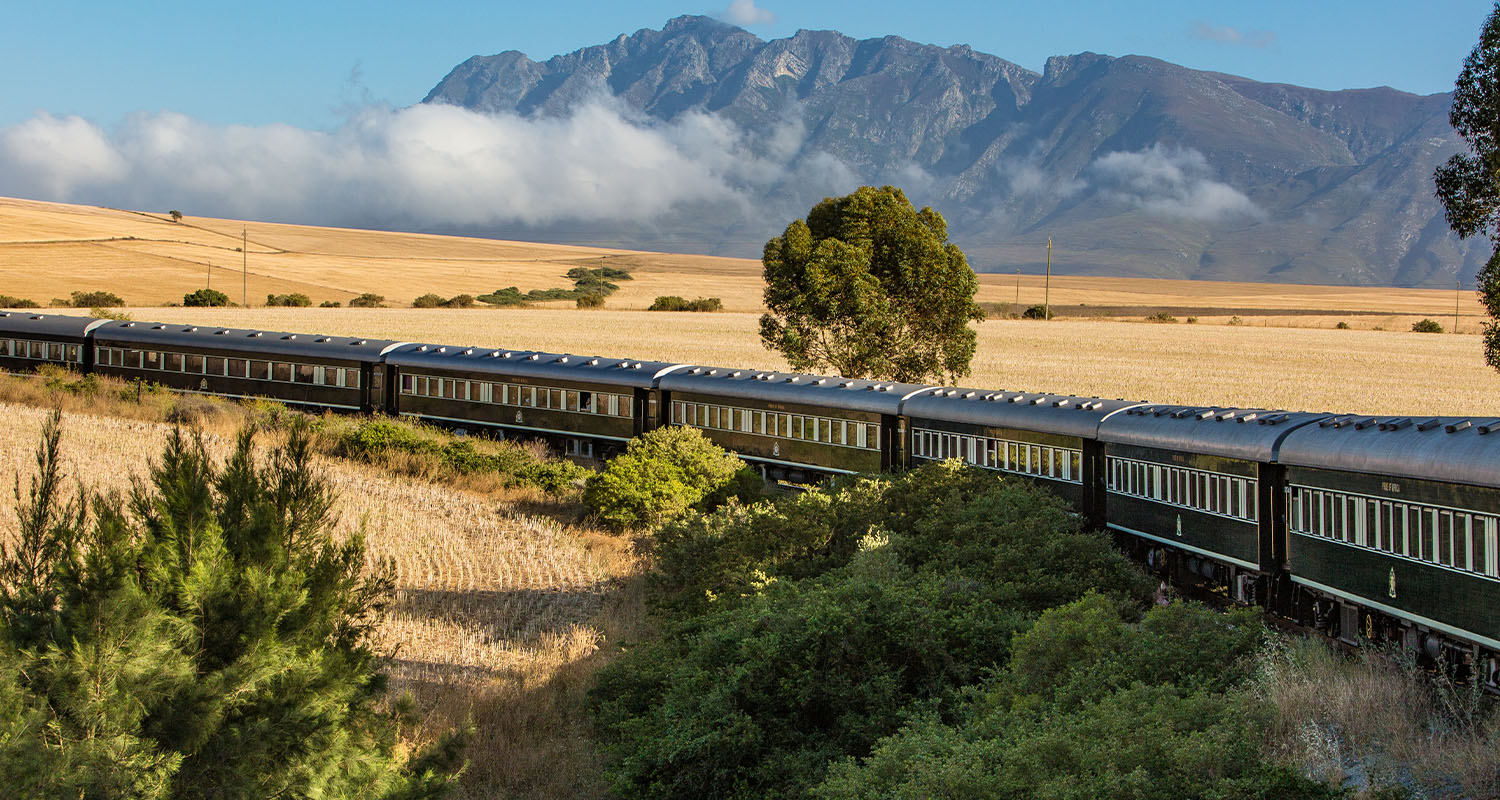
[70,289,124,307]
[1335,321,1351,329]
[477,287,530,307]
[442,293,475,308]
[0,295,39,308]
[265,292,312,307]
[1146,311,1178,323]
[348,292,385,308]
[332,418,587,494]
[414,293,477,308]
[411,293,444,308]
[1021,304,1052,320]
[590,463,1156,800]
[319,300,342,308]
[649,295,722,312]
[565,266,633,282]
[576,293,606,309]
[584,426,759,531]
[182,288,229,307]
[1412,318,1444,333]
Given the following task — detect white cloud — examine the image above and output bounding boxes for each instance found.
[0,99,820,228]
[719,0,775,27]
[1190,21,1276,49]
[1088,145,1264,223]
[995,157,1084,199]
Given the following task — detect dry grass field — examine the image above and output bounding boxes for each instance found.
[0,195,1488,330]
[0,400,635,799]
[84,306,1500,417]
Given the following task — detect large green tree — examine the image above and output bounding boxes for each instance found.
[0,413,462,798]
[759,186,985,383]
[1436,2,1500,369]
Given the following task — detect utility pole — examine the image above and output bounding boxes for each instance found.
[1044,237,1053,321]
[1014,269,1020,306]
[1456,278,1462,334]
[242,228,248,308]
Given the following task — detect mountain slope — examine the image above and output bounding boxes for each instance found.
[425,16,1482,287]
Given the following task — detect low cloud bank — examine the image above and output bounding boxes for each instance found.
[1089,145,1265,223]
[0,100,803,228]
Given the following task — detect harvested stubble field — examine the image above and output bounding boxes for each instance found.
[0,194,1488,330]
[102,306,1500,417]
[0,400,634,799]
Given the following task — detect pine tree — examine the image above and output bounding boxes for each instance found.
[0,413,464,798]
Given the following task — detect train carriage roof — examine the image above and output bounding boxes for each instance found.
[659,366,932,415]
[1098,404,1326,461]
[92,320,400,361]
[385,343,681,390]
[0,312,109,341]
[1279,416,1500,488]
[904,388,1140,438]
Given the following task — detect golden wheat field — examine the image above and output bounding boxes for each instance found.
[0,194,1488,328]
[0,402,631,798]
[80,306,1500,417]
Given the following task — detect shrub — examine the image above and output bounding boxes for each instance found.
[182,288,229,307]
[1146,311,1178,323]
[1228,315,1245,325]
[584,426,759,531]
[414,293,477,308]
[319,300,341,308]
[70,289,124,307]
[332,417,587,494]
[477,287,530,307]
[265,292,312,307]
[1021,304,1052,320]
[88,306,130,321]
[348,292,385,308]
[565,266,633,282]
[1412,318,1444,333]
[1186,316,1198,324]
[411,293,444,308]
[649,295,722,312]
[576,293,606,309]
[1335,321,1351,329]
[442,293,475,308]
[0,295,39,308]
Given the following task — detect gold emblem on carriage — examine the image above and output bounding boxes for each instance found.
[1175,514,1182,537]
[199,378,208,391]
[772,442,780,457]
[1388,567,1397,599]
[515,411,523,424]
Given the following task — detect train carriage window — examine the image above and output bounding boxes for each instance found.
[739,410,752,433]
[185,354,204,373]
[461,381,474,401]
[857,424,869,450]
[163,352,182,372]
[48,343,63,361]
[577,391,592,414]
[440,379,454,399]
[348,369,361,389]
[519,387,533,407]
[68,345,80,363]
[0,339,9,357]
[563,391,577,412]
[29,341,44,359]
[708,405,721,429]
[751,410,763,434]
[401,375,414,394]
[867,424,880,451]
[1486,518,1499,577]
[295,364,314,384]
[1439,511,1456,567]
[696,404,709,428]
[1459,514,1474,571]
[225,358,245,378]
[268,362,287,382]
[205,356,225,376]
[247,360,266,380]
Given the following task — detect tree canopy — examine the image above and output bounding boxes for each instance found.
[759,186,985,383]
[1435,3,1500,369]
[0,413,463,798]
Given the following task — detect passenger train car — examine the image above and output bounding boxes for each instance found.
[5,312,1499,685]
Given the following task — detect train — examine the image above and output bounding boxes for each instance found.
[4,310,1497,685]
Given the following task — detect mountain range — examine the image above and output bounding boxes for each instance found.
[424,15,1481,287]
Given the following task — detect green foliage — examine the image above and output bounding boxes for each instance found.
[1412,317,1445,333]
[182,288,229,307]
[168,209,183,222]
[443,293,475,308]
[320,300,342,307]
[583,426,759,531]
[565,266,633,282]
[1336,320,1351,329]
[590,463,1156,800]
[332,417,587,494]
[0,413,463,797]
[89,306,131,320]
[476,287,530,307]
[759,185,985,383]
[70,289,125,307]
[265,292,312,307]
[1146,311,1179,323]
[349,292,386,308]
[1021,304,1052,320]
[649,295,722,311]
[412,293,444,308]
[1436,9,1500,371]
[814,596,1326,800]
[576,292,606,309]
[0,295,39,308]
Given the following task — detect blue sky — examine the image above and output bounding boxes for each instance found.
[3,0,1496,129]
